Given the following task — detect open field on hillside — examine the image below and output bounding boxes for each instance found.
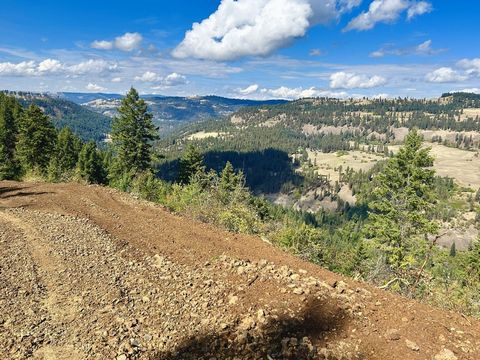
[307,143,480,189]
[306,149,385,183]
[186,131,228,140]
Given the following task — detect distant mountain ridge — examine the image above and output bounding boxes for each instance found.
[59,92,288,126]
[2,90,111,142]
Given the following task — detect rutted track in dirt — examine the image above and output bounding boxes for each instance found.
[0,181,479,359]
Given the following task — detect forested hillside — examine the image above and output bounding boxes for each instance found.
[1,89,480,319]
[2,91,111,142]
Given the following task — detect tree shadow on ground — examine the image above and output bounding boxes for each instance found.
[0,186,51,199]
[154,297,363,360]
[158,148,304,194]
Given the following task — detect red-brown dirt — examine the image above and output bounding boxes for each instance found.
[0,180,479,359]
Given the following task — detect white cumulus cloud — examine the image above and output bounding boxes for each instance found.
[456,88,480,94]
[425,67,466,83]
[238,84,259,95]
[37,59,63,73]
[0,59,118,77]
[163,72,188,86]
[91,32,143,52]
[173,0,361,61]
[345,0,432,31]
[115,32,143,52]
[457,58,480,76]
[407,1,432,19]
[134,71,187,86]
[135,71,160,82]
[68,59,117,75]
[91,40,114,50]
[86,83,107,91]
[0,61,37,76]
[261,86,349,100]
[330,71,387,89]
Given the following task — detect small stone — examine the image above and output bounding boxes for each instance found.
[333,280,348,294]
[228,295,239,305]
[130,338,140,347]
[117,355,127,360]
[405,339,420,351]
[434,349,457,360]
[293,288,304,295]
[290,273,300,281]
[385,329,400,341]
[239,316,255,331]
[257,309,266,322]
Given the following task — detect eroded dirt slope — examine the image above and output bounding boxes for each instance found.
[0,181,479,359]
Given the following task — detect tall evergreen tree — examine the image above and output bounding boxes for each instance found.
[365,129,438,268]
[111,88,158,176]
[0,94,21,179]
[77,141,106,184]
[177,144,205,184]
[16,104,56,174]
[48,127,82,181]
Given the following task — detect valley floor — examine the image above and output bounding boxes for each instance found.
[0,181,479,359]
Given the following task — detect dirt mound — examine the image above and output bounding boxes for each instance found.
[1,181,479,359]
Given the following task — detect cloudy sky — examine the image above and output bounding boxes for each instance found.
[0,0,479,99]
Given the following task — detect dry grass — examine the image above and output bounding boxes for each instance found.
[308,143,480,190]
[429,144,480,188]
[461,108,480,121]
[186,131,227,140]
[306,149,384,183]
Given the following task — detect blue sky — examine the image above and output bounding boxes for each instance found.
[0,0,479,99]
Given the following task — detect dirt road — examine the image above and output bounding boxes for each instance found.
[0,181,479,359]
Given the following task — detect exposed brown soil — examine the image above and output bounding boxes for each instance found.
[1,181,479,359]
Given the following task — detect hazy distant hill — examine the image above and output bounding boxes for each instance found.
[61,92,287,126]
[3,91,111,142]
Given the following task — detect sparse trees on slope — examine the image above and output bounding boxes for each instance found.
[468,240,480,281]
[111,88,158,177]
[16,104,56,175]
[0,94,21,179]
[365,129,438,269]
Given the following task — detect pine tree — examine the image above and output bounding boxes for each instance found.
[177,144,205,184]
[48,127,82,181]
[218,161,246,204]
[219,161,237,193]
[111,88,158,176]
[77,141,106,184]
[0,94,21,179]
[16,104,56,175]
[449,242,457,257]
[365,129,438,268]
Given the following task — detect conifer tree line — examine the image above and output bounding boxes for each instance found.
[0,88,160,185]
